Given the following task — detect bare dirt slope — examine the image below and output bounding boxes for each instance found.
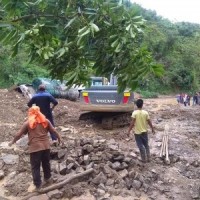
[0,89,199,200]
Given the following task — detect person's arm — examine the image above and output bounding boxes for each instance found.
[50,96,58,111]
[48,121,62,143]
[27,97,34,107]
[128,118,135,136]
[51,104,56,111]
[147,119,155,134]
[10,122,28,145]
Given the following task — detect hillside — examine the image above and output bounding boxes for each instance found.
[0,89,199,200]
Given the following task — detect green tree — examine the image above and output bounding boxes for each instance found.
[0,44,48,88]
[135,4,200,93]
[0,0,163,91]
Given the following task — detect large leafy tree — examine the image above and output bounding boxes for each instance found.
[0,0,163,91]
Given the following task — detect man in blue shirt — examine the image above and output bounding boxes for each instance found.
[27,84,58,141]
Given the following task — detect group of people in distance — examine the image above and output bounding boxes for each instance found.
[176,93,200,106]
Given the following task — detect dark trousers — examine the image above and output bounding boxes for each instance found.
[30,149,51,188]
[134,132,150,161]
[46,114,57,141]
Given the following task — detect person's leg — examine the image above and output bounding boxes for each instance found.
[41,149,51,181]
[46,115,57,141]
[141,132,150,162]
[134,134,146,162]
[30,151,42,188]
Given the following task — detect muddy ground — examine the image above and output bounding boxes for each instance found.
[0,89,199,200]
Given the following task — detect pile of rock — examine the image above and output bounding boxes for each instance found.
[0,136,200,200]
[47,137,158,199]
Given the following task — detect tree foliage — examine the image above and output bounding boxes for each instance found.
[0,44,48,88]
[135,4,200,93]
[2,1,200,93]
[0,0,163,91]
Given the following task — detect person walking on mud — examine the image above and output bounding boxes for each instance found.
[9,106,62,190]
[128,99,155,163]
[27,84,58,142]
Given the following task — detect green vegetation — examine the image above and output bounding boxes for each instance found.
[135,4,200,94]
[0,1,200,95]
[0,0,163,91]
[0,45,48,88]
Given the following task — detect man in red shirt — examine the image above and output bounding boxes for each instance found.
[10,106,62,190]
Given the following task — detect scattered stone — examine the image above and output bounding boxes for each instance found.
[83,155,90,165]
[92,172,107,185]
[113,154,124,162]
[190,183,200,199]
[57,150,67,159]
[86,162,94,170]
[67,163,74,170]
[59,161,67,175]
[132,180,142,189]
[107,144,119,151]
[119,169,128,179]
[0,170,5,180]
[80,138,93,146]
[103,164,114,176]
[47,189,63,199]
[82,144,94,153]
[129,152,137,158]
[157,118,163,122]
[96,188,106,197]
[1,154,19,165]
[111,162,121,171]
[106,179,114,186]
[191,161,199,168]
[28,194,49,200]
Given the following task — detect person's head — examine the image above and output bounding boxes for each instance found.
[38,84,45,91]
[28,105,41,117]
[136,99,143,109]
[28,105,48,129]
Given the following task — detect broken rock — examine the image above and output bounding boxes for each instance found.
[28,194,49,200]
[47,189,63,199]
[1,154,19,165]
[92,172,107,185]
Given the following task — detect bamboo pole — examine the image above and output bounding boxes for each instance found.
[160,134,165,157]
[160,124,170,165]
[165,134,170,164]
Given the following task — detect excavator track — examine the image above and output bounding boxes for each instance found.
[79,112,132,129]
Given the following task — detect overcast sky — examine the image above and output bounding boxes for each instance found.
[131,0,200,24]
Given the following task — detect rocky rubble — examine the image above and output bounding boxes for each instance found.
[0,90,200,200]
[0,133,200,200]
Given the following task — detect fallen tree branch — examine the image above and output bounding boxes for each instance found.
[22,168,94,200]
